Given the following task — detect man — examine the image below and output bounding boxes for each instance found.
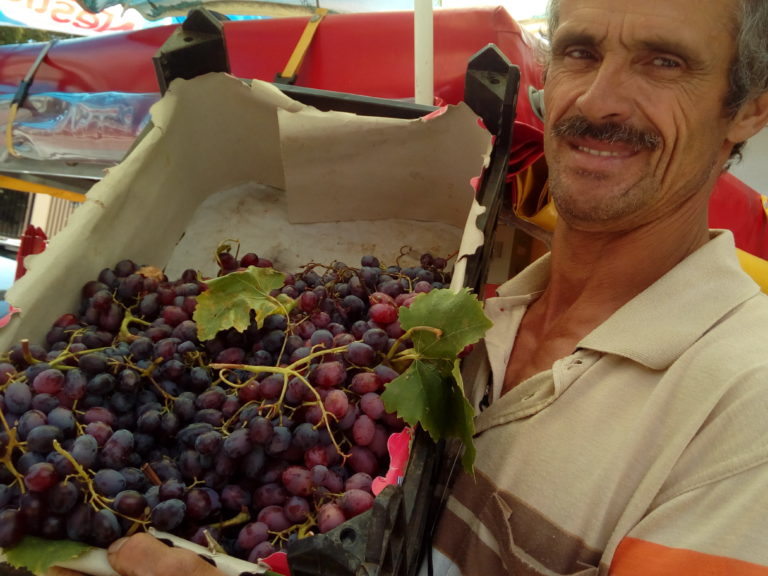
[49,0,768,575]
[423,0,768,574]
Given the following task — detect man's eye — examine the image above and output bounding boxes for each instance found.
[565,48,596,60]
[651,56,680,68]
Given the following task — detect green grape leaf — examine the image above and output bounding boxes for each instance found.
[4,536,92,574]
[193,266,287,341]
[382,357,477,471]
[381,287,491,472]
[399,288,492,359]
[451,358,477,471]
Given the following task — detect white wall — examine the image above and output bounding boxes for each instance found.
[731,127,768,193]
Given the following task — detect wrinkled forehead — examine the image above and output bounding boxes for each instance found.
[550,0,738,52]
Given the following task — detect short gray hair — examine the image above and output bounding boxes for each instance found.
[727,1,768,113]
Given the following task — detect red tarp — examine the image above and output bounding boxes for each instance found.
[0,7,765,259]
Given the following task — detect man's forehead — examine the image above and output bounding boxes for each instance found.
[557,0,736,11]
[553,0,736,45]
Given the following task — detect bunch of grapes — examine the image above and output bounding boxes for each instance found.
[0,248,451,564]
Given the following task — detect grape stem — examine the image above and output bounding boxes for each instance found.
[20,339,35,365]
[141,463,163,486]
[211,356,351,461]
[118,308,152,342]
[52,439,151,526]
[386,325,443,362]
[208,507,250,532]
[0,408,27,493]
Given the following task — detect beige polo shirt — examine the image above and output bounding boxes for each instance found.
[426,230,768,576]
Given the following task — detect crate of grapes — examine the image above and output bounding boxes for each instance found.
[0,59,515,576]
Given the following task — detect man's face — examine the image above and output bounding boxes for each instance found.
[543,0,740,231]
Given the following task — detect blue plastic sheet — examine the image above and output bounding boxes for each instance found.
[73,0,416,19]
[0,92,158,163]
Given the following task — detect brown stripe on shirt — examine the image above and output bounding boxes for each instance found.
[432,469,602,575]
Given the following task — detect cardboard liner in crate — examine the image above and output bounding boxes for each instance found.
[1,72,490,350]
[0,73,492,575]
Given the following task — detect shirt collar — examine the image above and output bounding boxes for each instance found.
[581,230,761,369]
[493,230,762,370]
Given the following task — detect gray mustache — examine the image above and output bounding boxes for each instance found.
[551,116,662,151]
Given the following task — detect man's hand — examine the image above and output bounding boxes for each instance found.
[107,533,227,576]
[45,568,83,576]
[44,533,229,576]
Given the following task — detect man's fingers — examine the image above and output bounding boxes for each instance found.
[107,533,225,576]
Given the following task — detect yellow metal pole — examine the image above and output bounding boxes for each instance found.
[279,8,329,81]
[0,174,86,203]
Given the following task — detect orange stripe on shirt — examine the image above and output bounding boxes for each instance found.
[611,537,768,576]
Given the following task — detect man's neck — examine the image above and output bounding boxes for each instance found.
[540,213,711,328]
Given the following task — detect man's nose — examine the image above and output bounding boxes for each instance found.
[574,58,635,124]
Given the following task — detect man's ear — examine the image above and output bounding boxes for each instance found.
[727,91,768,144]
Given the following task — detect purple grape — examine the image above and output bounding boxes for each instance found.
[0,362,18,385]
[5,380,32,413]
[347,445,379,476]
[216,346,245,364]
[87,373,116,395]
[47,480,81,514]
[339,488,375,519]
[113,490,148,517]
[82,406,116,427]
[93,469,126,497]
[17,410,47,440]
[241,446,266,479]
[247,541,277,563]
[284,495,311,524]
[151,498,186,531]
[194,430,224,455]
[90,508,122,546]
[31,368,65,395]
[324,389,350,421]
[178,449,204,479]
[253,482,287,508]
[257,504,291,532]
[158,478,186,501]
[185,487,220,521]
[350,372,383,395]
[247,416,275,445]
[40,514,66,539]
[311,361,346,389]
[359,392,386,420]
[292,422,320,451]
[265,426,292,456]
[236,521,269,554]
[26,425,63,453]
[344,342,376,367]
[0,509,26,547]
[60,369,87,401]
[24,462,59,492]
[221,484,251,511]
[281,466,313,497]
[84,421,113,446]
[352,414,376,446]
[223,428,252,459]
[16,452,46,475]
[177,422,214,446]
[317,502,346,533]
[47,407,77,435]
[71,434,99,467]
[100,429,134,469]
[195,386,226,410]
[78,352,108,374]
